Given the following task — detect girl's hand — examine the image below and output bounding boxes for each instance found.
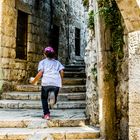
[29,77,37,85]
[29,71,43,85]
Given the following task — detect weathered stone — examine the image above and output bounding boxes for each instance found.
[2,92,86,101]
[0,127,100,140]
[0,109,87,128]
[129,127,140,140]
[0,0,87,89]
[116,0,140,32]
[0,100,86,109]
[14,84,86,93]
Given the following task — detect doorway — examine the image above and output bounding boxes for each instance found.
[49,25,59,58]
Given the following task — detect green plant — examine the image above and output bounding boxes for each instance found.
[82,0,89,7]
[88,10,95,30]
[91,66,97,82]
[83,0,124,81]
[98,0,124,81]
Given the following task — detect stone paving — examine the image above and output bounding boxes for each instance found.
[0,109,86,120]
[0,109,88,128]
[0,109,100,139]
[0,127,100,140]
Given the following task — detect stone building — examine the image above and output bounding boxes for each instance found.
[0,0,87,91]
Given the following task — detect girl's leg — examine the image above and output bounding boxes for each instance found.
[53,87,59,104]
[41,86,50,115]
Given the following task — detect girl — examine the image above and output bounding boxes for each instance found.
[30,46,64,120]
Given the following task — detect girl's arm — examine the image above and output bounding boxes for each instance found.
[30,71,43,85]
[59,69,64,80]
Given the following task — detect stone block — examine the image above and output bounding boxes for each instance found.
[1,47,9,58]
[2,4,16,18]
[27,43,36,53]
[129,103,140,127]
[14,61,26,70]
[2,69,11,80]
[2,16,16,28]
[129,90,140,103]
[1,58,10,67]
[27,33,33,42]
[2,25,16,37]
[129,56,140,79]
[129,78,140,103]
[1,35,16,48]
[129,116,140,127]
[129,103,140,117]
[129,127,140,140]
[128,31,140,57]
[0,0,15,6]
[15,0,31,14]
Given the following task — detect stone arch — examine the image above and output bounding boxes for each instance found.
[116,0,140,139]
[115,0,140,32]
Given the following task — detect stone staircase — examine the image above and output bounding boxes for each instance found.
[0,65,100,140]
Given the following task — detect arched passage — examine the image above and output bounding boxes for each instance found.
[85,0,140,140]
[115,0,140,139]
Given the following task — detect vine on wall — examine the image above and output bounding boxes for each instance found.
[98,0,124,51]
[82,0,124,78]
[98,1,127,139]
[98,0,124,81]
[88,10,95,30]
[82,0,89,7]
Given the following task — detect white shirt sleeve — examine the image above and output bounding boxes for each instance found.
[57,61,65,71]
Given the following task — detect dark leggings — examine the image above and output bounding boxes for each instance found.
[41,86,59,115]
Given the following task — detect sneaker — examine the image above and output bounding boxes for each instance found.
[43,114,50,120]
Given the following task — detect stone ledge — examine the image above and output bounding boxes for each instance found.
[2,92,86,101]
[0,100,86,109]
[0,126,100,140]
[14,85,86,93]
[0,109,88,128]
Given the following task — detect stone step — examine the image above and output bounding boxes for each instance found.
[0,109,88,128]
[0,100,86,109]
[64,72,86,78]
[0,126,100,140]
[14,85,86,92]
[63,78,86,85]
[2,92,86,101]
[37,78,86,85]
[65,65,85,69]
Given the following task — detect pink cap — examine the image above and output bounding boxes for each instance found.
[44,46,54,53]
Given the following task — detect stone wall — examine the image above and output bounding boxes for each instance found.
[128,31,140,140]
[114,1,140,139]
[85,30,98,125]
[68,0,87,64]
[116,27,129,140]
[84,0,99,126]
[0,0,87,91]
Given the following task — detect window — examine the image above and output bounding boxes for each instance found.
[16,10,28,59]
[75,28,80,56]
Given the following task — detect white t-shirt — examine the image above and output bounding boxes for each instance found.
[38,58,64,87]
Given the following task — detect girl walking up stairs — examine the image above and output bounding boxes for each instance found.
[0,65,100,140]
